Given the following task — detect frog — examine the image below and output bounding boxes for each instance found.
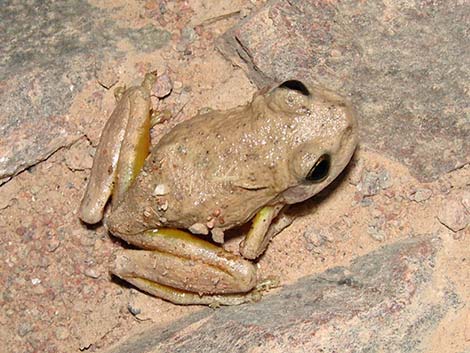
[79,72,358,306]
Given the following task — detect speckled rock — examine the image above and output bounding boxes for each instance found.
[105,235,459,353]
[218,0,469,182]
[0,1,170,184]
[437,199,469,232]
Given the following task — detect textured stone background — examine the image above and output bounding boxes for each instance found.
[218,0,470,182]
[0,1,170,184]
[1,1,468,352]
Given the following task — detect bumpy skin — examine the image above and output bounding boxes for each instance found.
[107,83,358,240]
[80,77,358,305]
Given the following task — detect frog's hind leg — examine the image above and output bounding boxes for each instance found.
[111,228,263,306]
[125,279,262,306]
[79,73,157,224]
[111,73,159,207]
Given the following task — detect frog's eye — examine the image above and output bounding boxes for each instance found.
[279,80,310,96]
[306,154,330,182]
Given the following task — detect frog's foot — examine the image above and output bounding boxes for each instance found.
[150,108,172,127]
[111,228,262,306]
[113,86,127,101]
[204,279,279,308]
[255,277,281,291]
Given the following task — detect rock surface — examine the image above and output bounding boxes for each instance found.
[1,1,469,352]
[218,0,469,182]
[437,198,470,233]
[0,1,170,184]
[105,235,459,353]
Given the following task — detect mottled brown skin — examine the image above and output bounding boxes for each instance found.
[80,75,358,305]
[108,84,357,237]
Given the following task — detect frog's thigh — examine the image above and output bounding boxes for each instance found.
[112,228,260,306]
[112,88,152,206]
[79,87,152,223]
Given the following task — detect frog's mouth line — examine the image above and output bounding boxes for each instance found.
[232,182,270,191]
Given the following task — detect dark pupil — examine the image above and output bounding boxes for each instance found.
[306,155,330,182]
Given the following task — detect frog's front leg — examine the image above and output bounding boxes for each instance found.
[239,205,294,260]
[111,228,261,306]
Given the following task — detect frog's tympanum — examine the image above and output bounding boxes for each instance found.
[79,73,358,306]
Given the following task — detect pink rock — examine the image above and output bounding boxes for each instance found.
[153,73,173,98]
[437,199,469,232]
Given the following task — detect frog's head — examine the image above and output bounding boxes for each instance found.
[264,79,359,204]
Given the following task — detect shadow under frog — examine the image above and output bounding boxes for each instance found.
[79,73,358,306]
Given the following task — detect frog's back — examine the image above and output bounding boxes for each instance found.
[107,104,287,236]
[107,81,358,238]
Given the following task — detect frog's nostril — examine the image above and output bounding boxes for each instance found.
[279,80,310,96]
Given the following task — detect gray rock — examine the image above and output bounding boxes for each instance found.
[218,0,469,181]
[359,197,374,207]
[358,171,382,196]
[55,326,70,340]
[17,322,32,337]
[0,1,170,183]
[181,26,198,45]
[409,188,433,203]
[127,303,142,317]
[367,228,386,242]
[303,225,333,253]
[105,235,459,353]
[356,168,391,197]
[83,268,100,279]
